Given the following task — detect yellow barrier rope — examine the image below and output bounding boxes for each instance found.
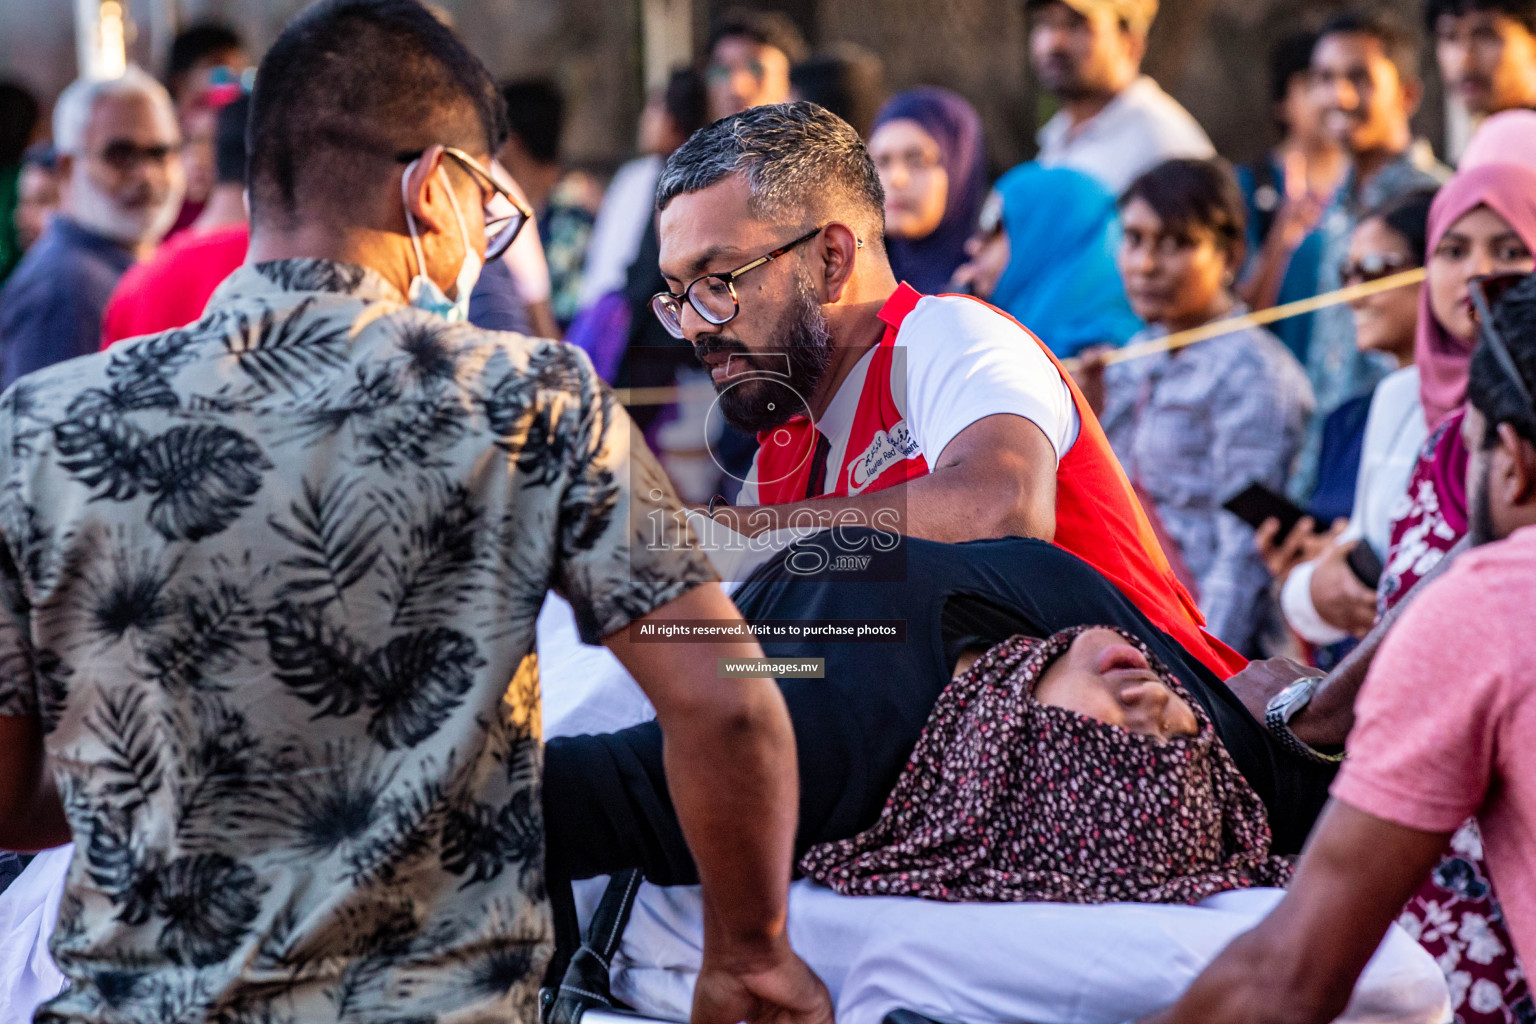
[1087,266,1426,367]
[611,267,1427,406]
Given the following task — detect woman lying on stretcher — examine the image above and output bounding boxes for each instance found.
[558,618,1445,1024]
[800,624,1292,905]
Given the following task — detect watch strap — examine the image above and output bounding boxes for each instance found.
[1265,702,1346,765]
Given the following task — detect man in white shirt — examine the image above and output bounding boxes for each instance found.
[1028,0,1215,195]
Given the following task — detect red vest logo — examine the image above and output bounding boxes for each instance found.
[846,421,920,495]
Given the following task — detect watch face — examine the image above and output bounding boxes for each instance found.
[1269,680,1306,718]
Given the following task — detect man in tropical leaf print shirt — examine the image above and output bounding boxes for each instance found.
[0,3,831,1024]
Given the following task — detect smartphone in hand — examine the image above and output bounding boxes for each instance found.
[1345,541,1384,589]
[1221,482,1322,538]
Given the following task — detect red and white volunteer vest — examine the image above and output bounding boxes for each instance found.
[753,283,1247,680]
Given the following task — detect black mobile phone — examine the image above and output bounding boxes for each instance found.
[1220,482,1320,537]
[1345,541,1384,590]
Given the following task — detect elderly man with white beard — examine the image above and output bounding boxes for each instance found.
[0,69,184,387]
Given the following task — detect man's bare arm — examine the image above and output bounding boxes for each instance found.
[713,413,1058,544]
[1146,800,1449,1023]
[0,713,71,851]
[603,582,831,1024]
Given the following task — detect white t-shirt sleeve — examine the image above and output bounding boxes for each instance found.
[896,295,1080,466]
[1280,560,1351,646]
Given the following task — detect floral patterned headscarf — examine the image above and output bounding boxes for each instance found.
[799,626,1292,904]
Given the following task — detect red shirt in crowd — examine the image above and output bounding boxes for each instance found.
[100,223,249,348]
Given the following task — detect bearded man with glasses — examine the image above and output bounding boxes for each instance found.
[653,100,1248,680]
[0,68,184,387]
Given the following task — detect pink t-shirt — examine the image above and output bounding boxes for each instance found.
[1332,523,1536,966]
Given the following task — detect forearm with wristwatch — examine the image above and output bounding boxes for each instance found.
[1262,535,1472,761]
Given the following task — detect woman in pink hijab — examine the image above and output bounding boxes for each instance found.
[1383,164,1536,604]
[1382,160,1536,1024]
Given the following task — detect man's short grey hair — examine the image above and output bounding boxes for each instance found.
[53,67,176,156]
[655,101,885,236]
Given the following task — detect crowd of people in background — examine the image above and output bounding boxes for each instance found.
[1,0,1536,1021]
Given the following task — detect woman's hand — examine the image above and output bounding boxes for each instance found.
[950,228,1010,300]
[1310,540,1379,637]
[1255,515,1341,582]
[1238,190,1330,311]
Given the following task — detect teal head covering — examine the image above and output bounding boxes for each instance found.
[988,163,1141,358]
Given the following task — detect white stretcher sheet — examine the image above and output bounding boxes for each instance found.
[577,879,1449,1024]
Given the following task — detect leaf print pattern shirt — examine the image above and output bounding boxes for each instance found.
[0,259,717,1024]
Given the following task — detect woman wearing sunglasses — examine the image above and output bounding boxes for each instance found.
[1267,190,1435,646]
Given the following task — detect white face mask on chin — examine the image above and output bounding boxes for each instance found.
[401,159,483,323]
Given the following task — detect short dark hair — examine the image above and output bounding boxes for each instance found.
[167,22,244,85]
[789,43,888,139]
[215,93,250,186]
[1119,157,1248,258]
[1425,0,1536,37]
[0,81,40,167]
[247,0,506,227]
[1358,188,1436,265]
[656,101,885,244]
[501,78,564,165]
[1468,273,1536,446]
[663,67,709,140]
[1269,31,1319,106]
[707,8,808,65]
[1316,9,1423,87]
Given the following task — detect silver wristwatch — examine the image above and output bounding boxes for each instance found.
[1264,676,1345,764]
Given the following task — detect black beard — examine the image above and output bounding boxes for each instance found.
[697,277,832,434]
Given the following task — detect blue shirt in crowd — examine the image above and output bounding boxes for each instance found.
[0,217,135,389]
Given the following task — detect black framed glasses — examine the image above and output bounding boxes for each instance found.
[1340,251,1413,286]
[97,140,179,172]
[650,225,825,339]
[1468,272,1535,409]
[396,146,532,262]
